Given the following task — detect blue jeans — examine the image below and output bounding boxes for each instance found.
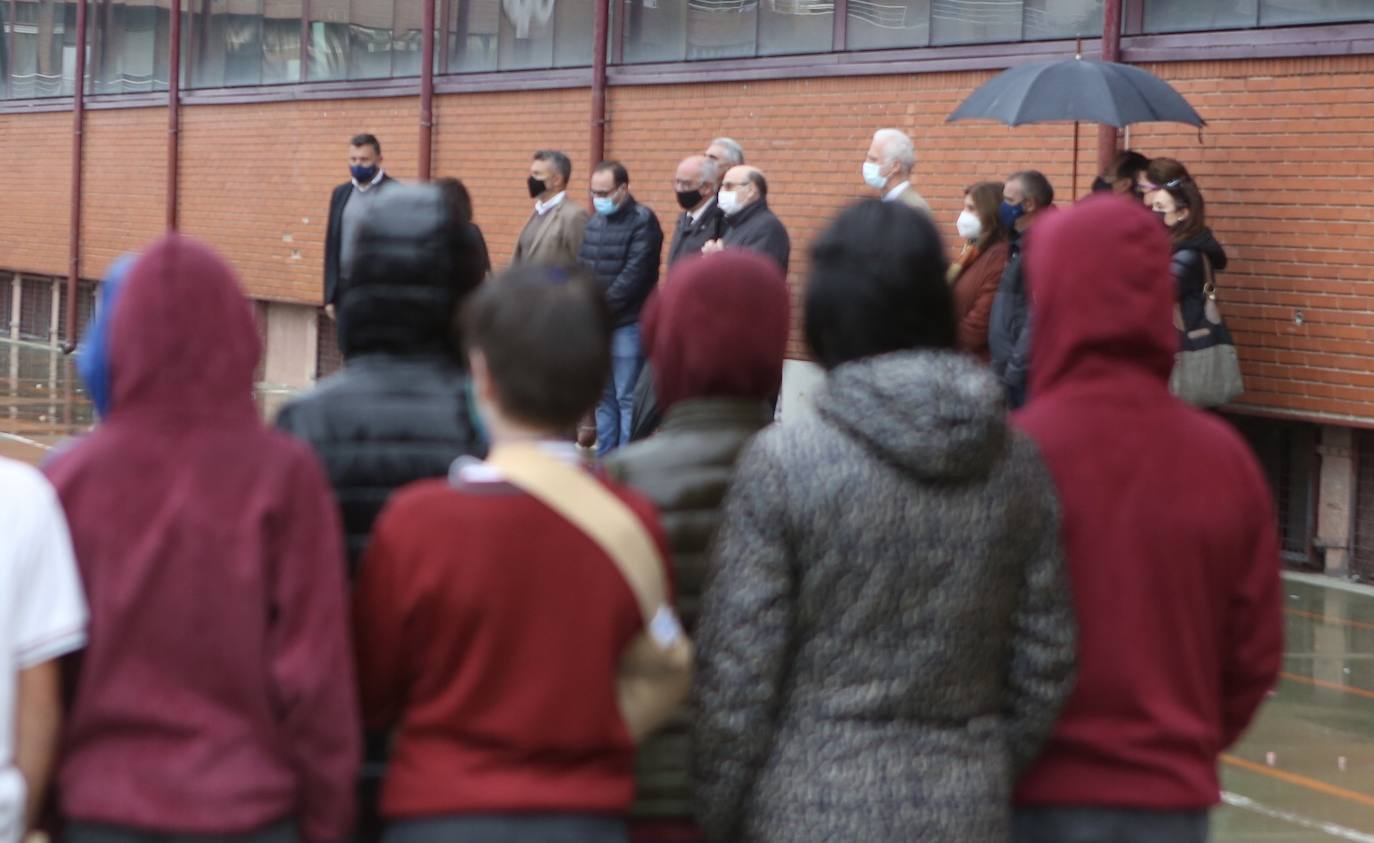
[1013,807,1208,843]
[596,323,644,457]
[383,815,627,843]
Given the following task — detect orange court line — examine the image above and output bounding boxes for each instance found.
[1281,671,1374,702]
[1223,754,1374,809]
[1286,607,1374,633]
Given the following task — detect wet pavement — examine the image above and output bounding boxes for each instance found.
[4,339,1374,839]
[0,340,93,465]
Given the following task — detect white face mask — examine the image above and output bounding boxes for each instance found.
[718,189,741,216]
[862,161,887,190]
[956,209,983,241]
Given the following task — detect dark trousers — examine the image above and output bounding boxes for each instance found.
[1013,807,1209,843]
[66,822,296,843]
[383,815,628,843]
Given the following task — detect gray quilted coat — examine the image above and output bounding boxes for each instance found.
[691,350,1076,843]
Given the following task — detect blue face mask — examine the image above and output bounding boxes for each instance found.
[593,196,618,215]
[998,200,1025,230]
[350,163,379,183]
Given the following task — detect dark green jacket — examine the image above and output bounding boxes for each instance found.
[604,397,774,819]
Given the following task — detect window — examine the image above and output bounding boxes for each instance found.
[1142,0,1255,32]
[1260,0,1373,26]
[4,0,81,98]
[88,0,172,94]
[1143,0,1373,32]
[262,0,303,82]
[189,0,266,87]
[848,0,1097,50]
[759,0,832,56]
[440,0,591,71]
[622,0,830,63]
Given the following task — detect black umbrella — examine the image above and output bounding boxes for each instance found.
[947,54,1205,197]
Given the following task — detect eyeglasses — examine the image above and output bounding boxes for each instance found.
[673,180,704,191]
[589,186,621,199]
[1164,177,1189,189]
[721,181,747,191]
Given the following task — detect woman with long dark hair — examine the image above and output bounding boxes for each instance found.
[948,180,1010,360]
[1152,176,1228,343]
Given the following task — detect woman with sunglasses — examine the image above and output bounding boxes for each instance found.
[1151,176,1229,342]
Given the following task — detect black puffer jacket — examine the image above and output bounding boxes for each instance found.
[1171,227,1229,342]
[577,197,664,327]
[276,184,486,573]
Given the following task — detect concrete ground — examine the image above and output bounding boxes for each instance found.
[5,338,1374,841]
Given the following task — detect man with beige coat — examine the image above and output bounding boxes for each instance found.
[513,149,589,269]
[862,128,931,215]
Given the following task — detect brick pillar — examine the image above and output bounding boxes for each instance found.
[1316,425,1356,575]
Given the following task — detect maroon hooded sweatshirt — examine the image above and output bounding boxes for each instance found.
[1012,195,1282,810]
[45,235,360,842]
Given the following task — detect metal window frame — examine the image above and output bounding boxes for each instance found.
[0,14,1370,112]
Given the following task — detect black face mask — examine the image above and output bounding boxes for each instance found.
[528,176,547,199]
[676,188,704,211]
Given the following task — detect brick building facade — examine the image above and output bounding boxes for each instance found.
[2,2,1373,573]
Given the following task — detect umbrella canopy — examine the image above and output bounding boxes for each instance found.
[947,58,1205,129]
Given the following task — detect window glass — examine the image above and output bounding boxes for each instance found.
[1022,0,1100,40]
[624,0,687,62]
[348,0,394,78]
[391,0,424,76]
[262,0,302,82]
[1260,0,1373,26]
[1142,0,1257,32]
[686,0,757,59]
[553,0,594,66]
[758,0,831,56]
[88,0,172,93]
[190,0,264,88]
[496,0,554,68]
[846,0,928,49]
[6,0,80,97]
[930,0,1020,45]
[444,0,498,70]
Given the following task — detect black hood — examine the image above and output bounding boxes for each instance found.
[338,183,485,360]
[1173,226,1228,272]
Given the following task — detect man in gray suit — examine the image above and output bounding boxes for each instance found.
[512,150,589,270]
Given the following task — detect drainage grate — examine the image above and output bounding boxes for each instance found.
[18,277,55,342]
[316,310,342,380]
[1228,415,1319,569]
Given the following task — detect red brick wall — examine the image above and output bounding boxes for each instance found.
[433,87,591,267]
[1131,55,1374,421]
[2,53,1372,421]
[81,106,167,278]
[177,97,419,304]
[0,110,70,278]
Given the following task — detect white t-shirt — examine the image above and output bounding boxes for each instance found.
[0,458,87,843]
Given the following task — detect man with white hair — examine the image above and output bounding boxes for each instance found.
[863,128,930,214]
[705,137,745,169]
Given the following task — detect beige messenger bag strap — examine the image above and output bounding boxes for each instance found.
[484,443,693,743]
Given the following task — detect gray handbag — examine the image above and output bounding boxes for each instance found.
[1169,254,1244,408]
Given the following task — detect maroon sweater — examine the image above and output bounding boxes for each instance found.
[1013,196,1282,810]
[46,236,359,843]
[354,464,673,819]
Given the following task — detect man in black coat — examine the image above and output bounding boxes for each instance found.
[577,160,664,456]
[703,165,790,275]
[628,154,726,442]
[668,154,725,266]
[323,133,394,316]
[989,169,1055,409]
